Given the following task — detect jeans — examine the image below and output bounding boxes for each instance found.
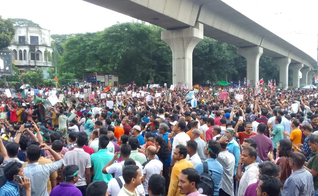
[315,189,318,196]
[77,185,87,196]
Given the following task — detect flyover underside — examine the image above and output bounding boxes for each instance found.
[84,0,317,68]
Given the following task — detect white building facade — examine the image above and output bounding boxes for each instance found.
[8,27,53,70]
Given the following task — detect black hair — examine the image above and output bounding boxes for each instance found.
[3,161,22,181]
[5,142,20,157]
[52,140,63,152]
[148,174,165,195]
[176,144,188,159]
[178,120,187,132]
[128,137,140,150]
[26,144,41,162]
[122,165,139,184]
[181,168,200,188]
[275,116,282,124]
[99,127,108,135]
[243,138,258,149]
[63,165,79,182]
[242,146,257,159]
[92,130,99,137]
[0,154,3,165]
[145,132,154,140]
[190,121,198,128]
[292,119,300,127]
[186,140,197,152]
[259,175,281,196]
[220,118,226,124]
[19,135,30,151]
[206,118,214,125]
[120,144,132,157]
[132,117,139,125]
[115,118,121,125]
[155,136,170,161]
[258,161,281,177]
[213,126,221,134]
[50,132,61,143]
[124,158,136,166]
[100,112,107,120]
[261,109,268,116]
[76,132,88,147]
[207,140,221,159]
[86,181,108,196]
[257,123,266,134]
[120,134,129,145]
[278,139,292,157]
[68,132,78,142]
[106,118,112,125]
[95,120,103,126]
[99,134,110,149]
[278,110,285,116]
[107,125,115,132]
[308,135,318,144]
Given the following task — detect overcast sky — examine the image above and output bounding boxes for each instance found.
[0,0,317,59]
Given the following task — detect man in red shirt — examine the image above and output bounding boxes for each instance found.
[8,105,17,123]
[234,121,257,145]
[205,118,215,141]
[122,118,131,135]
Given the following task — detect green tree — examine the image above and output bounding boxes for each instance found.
[0,16,15,49]
[22,68,43,86]
[10,18,41,28]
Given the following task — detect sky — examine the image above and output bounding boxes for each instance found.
[0,0,317,59]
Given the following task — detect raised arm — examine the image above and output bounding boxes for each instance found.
[0,136,8,160]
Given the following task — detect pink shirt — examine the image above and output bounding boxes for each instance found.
[187,191,207,196]
[206,127,214,141]
[220,91,228,101]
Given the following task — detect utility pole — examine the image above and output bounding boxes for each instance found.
[54,43,58,87]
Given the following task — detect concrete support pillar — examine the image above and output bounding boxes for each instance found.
[300,67,310,86]
[289,63,303,87]
[237,46,263,86]
[273,57,291,90]
[308,70,315,85]
[161,23,204,89]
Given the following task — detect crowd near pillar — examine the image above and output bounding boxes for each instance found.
[161,23,204,89]
[274,57,291,90]
[237,46,263,87]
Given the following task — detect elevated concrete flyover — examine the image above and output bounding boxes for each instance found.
[84,0,317,88]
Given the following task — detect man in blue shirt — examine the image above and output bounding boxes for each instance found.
[0,161,31,196]
[301,124,314,161]
[194,140,223,196]
[131,125,145,145]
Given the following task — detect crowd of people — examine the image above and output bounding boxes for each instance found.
[0,85,318,196]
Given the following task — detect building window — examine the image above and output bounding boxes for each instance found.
[23,50,27,60]
[36,53,40,60]
[18,36,26,45]
[19,50,23,60]
[30,36,39,45]
[31,53,35,60]
[12,50,17,60]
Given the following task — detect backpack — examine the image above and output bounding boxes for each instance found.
[116,177,123,188]
[197,161,214,196]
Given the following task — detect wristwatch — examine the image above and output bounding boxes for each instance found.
[168,138,171,141]
[17,131,22,133]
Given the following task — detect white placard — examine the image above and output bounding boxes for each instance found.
[84,89,88,93]
[68,92,71,95]
[170,85,174,90]
[59,94,65,102]
[68,113,77,122]
[5,89,12,98]
[106,101,114,109]
[291,103,299,113]
[79,94,84,99]
[136,93,140,98]
[235,94,244,102]
[155,93,161,97]
[101,93,106,99]
[47,95,59,106]
[146,95,153,102]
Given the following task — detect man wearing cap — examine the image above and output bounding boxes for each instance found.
[131,125,145,146]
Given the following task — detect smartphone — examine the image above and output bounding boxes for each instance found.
[12,175,23,185]
[239,116,243,121]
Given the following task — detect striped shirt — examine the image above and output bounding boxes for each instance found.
[0,181,20,196]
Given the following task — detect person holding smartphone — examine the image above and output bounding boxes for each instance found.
[0,161,31,196]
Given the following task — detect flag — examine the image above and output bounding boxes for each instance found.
[103,85,111,92]
[259,78,264,85]
[244,77,246,85]
[274,79,276,86]
[54,76,58,84]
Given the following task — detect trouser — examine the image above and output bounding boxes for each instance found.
[77,185,87,196]
[273,148,277,159]
[233,176,239,196]
[315,189,318,196]
[219,189,231,196]
[163,165,171,195]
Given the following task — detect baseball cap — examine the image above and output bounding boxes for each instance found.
[225,113,230,118]
[133,125,141,132]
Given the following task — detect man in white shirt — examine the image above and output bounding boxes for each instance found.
[238,146,259,196]
[191,129,206,160]
[186,140,201,166]
[199,118,209,140]
[107,159,145,196]
[142,146,163,195]
[68,119,79,132]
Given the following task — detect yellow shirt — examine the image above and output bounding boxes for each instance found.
[290,128,302,152]
[167,159,194,196]
[17,109,22,123]
[22,156,58,194]
[52,112,58,126]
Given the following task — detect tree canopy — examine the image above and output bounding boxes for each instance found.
[0,16,15,50]
[10,18,41,28]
